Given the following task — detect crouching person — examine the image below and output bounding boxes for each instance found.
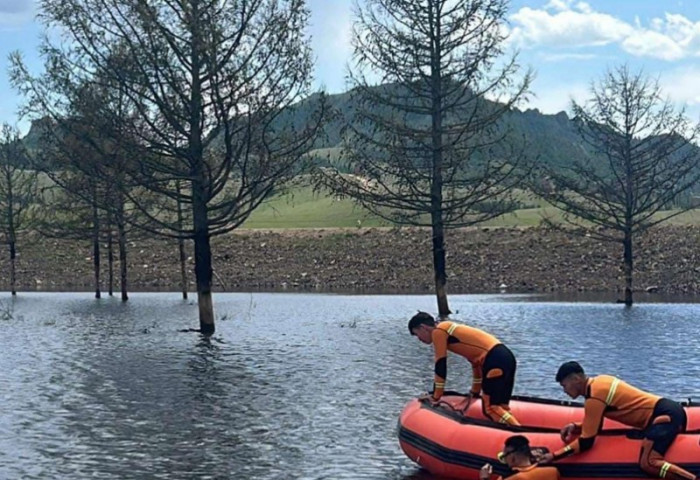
[538,361,696,480]
[480,435,560,480]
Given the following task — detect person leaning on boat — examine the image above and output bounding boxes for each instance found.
[480,435,560,480]
[408,312,520,426]
[537,361,696,480]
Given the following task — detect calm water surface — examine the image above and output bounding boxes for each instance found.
[0,292,699,479]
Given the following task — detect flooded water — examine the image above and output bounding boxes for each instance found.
[0,292,699,479]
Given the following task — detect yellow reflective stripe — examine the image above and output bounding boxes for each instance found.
[434,382,445,388]
[660,462,671,478]
[446,323,458,335]
[473,378,482,383]
[605,378,620,405]
[499,412,513,424]
[564,445,573,453]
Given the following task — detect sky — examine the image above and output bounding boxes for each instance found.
[2,0,700,133]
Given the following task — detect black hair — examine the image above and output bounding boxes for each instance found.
[408,311,435,334]
[556,361,585,383]
[504,435,530,455]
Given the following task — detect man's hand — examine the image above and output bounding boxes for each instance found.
[418,393,440,405]
[479,463,493,480]
[560,422,580,442]
[536,452,555,465]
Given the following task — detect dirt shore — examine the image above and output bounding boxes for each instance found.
[1,225,698,296]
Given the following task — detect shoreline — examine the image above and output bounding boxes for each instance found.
[3,290,699,306]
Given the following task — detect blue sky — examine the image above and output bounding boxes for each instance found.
[2,0,700,133]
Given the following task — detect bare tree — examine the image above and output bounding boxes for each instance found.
[533,65,700,306]
[26,111,144,301]
[38,176,107,298]
[175,180,190,300]
[72,81,149,302]
[12,0,324,333]
[319,0,531,316]
[0,124,40,295]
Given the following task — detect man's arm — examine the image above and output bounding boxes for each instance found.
[432,329,448,400]
[552,398,605,459]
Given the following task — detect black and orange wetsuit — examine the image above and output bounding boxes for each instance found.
[553,375,695,480]
[431,321,519,426]
[498,464,560,480]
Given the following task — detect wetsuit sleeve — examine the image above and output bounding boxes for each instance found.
[502,468,559,480]
[432,328,448,400]
[471,363,482,395]
[553,398,605,459]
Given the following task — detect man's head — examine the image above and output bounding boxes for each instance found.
[408,311,436,344]
[501,435,532,467]
[556,361,588,399]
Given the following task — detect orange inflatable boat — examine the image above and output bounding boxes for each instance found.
[398,393,700,480]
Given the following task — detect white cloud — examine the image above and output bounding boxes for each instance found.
[525,81,590,115]
[544,0,570,12]
[509,4,633,49]
[622,30,685,60]
[659,66,700,107]
[538,52,599,62]
[509,2,700,61]
[0,0,32,14]
[0,0,34,27]
[575,2,593,15]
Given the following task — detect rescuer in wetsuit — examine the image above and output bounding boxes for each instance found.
[537,361,696,480]
[408,311,520,426]
[480,435,560,480]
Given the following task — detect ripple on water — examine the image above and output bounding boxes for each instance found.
[0,292,699,479]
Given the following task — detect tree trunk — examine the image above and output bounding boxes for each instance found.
[91,197,101,299]
[9,238,16,296]
[118,220,128,302]
[7,185,16,295]
[623,233,633,306]
[176,181,188,300]
[429,7,450,318]
[431,220,450,317]
[193,228,214,334]
[179,238,188,300]
[193,190,215,335]
[107,226,114,296]
[189,14,214,335]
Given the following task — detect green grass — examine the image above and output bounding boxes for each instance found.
[31,172,700,229]
[480,206,565,227]
[242,187,391,229]
[242,184,700,229]
[656,208,700,225]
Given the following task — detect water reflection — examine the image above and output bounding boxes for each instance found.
[0,292,699,479]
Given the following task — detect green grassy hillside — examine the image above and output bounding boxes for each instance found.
[242,185,700,229]
[242,187,390,229]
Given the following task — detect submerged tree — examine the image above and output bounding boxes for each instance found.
[319,0,530,316]
[32,117,141,300]
[38,173,107,298]
[533,66,700,306]
[13,0,325,333]
[68,79,149,302]
[0,124,40,295]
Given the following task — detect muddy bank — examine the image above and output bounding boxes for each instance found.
[1,225,698,296]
